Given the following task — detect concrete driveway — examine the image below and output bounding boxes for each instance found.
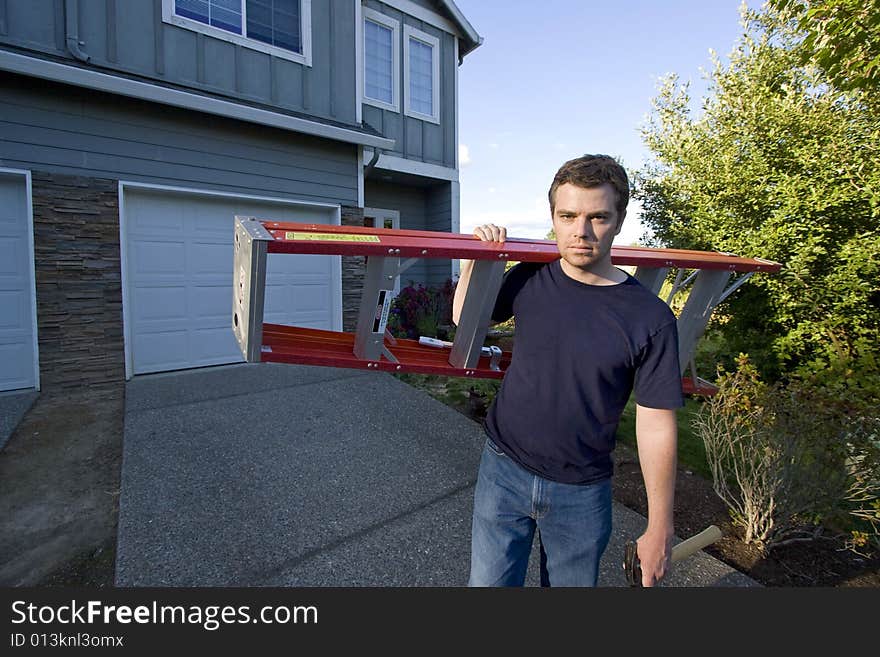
[115,362,756,587]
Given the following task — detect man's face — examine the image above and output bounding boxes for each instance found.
[551,183,624,274]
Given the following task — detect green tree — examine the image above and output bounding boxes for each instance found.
[634,2,879,392]
[771,0,880,94]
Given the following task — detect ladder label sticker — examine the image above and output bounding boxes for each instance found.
[372,290,391,334]
[285,232,381,243]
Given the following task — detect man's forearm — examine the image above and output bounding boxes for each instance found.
[634,405,677,535]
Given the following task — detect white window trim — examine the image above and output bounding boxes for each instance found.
[162,0,312,67]
[362,8,400,113]
[403,24,440,125]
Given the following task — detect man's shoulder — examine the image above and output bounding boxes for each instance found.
[618,275,677,326]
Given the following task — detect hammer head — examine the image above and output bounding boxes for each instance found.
[623,540,642,587]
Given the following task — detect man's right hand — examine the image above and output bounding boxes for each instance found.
[473,223,507,243]
[454,224,507,326]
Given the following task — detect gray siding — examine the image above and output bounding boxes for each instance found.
[0,0,358,126]
[0,71,358,205]
[362,0,456,169]
[365,179,452,287]
[425,181,452,285]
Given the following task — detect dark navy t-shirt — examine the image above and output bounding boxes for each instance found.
[484,260,684,485]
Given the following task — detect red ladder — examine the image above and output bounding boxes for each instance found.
[232,217,781,395]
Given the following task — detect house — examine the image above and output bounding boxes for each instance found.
[0,0,482,393]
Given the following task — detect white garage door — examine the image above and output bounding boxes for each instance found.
[0,172,38,392]
[123,187,341,376]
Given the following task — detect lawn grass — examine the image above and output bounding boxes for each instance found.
[615,396,712,479]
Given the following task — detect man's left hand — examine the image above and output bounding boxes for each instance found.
[636,529,673,587]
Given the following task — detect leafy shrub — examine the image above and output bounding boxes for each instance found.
[387,279,456,340]
[695,354,880,554]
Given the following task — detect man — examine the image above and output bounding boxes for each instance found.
[453,154,682,587]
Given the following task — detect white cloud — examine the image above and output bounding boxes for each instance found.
[458,143,471,167]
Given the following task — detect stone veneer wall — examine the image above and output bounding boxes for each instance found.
[31,172,125,390]
[340,205,366,332]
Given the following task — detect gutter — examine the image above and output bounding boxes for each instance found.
[64,0,91,63]
[363,148,382,178]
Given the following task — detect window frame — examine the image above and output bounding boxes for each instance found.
[162,0,312,67]
[403,24,440,125]
[361,8,400,113]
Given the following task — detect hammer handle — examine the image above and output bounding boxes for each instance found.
[670,525,723,563]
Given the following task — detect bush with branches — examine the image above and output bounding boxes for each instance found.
[695,354,880,554]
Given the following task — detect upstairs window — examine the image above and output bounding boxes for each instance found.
[362,8,399,112]
[403,25,439,124]
[165,0,312,65]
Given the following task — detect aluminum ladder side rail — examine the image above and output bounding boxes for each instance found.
[232,216,272,363]
[449,259,507,370]
[674,269,733,374]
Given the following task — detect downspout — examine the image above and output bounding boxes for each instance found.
[65,0,91,63]
[363,148,382,178]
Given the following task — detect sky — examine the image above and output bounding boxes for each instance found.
[453,0,762,245]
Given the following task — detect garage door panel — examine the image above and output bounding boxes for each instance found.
[0,237,26,275]
[134,329,189,372]
[132,241,186,275]
[134,287,187,321]
[125,189,339,376]
[292,283,332,312]
[190,327,243,363]
[0,290,28,328]
[0,185,27,220]
[190,285,231,320]
[128,197,185,234]
[272,253,332,276]
[293,314,333,329]
[0,175,36,392]
[0,342,31,388]
[191,242,232,275]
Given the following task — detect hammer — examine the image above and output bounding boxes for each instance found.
[623,525,722,587]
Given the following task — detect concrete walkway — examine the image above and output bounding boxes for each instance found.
[115,363,757,587]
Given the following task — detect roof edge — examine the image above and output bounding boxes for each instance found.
[438,0,483,58]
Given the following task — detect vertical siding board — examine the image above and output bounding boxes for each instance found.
[77,0,108,64]
[53,0,65,52]
[114,0,154,72]
[203,38,236,92]
[443,32,454,168]
[328,0,335,117]
[277,58,304,108]
[307,0,329,117]
[106,0,118,64]
[152,0,163,75]
[332,0,357,123]
[405,116,422,158]
[423,122,443,165]
[164,27,198,84]
[4,0,57,49]
[238,48,272,102]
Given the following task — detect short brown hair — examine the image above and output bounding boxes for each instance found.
[548,154,629,218]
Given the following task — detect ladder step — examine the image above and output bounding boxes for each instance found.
[260,324,510,378]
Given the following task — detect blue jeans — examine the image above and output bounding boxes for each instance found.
[469,437,612,587]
